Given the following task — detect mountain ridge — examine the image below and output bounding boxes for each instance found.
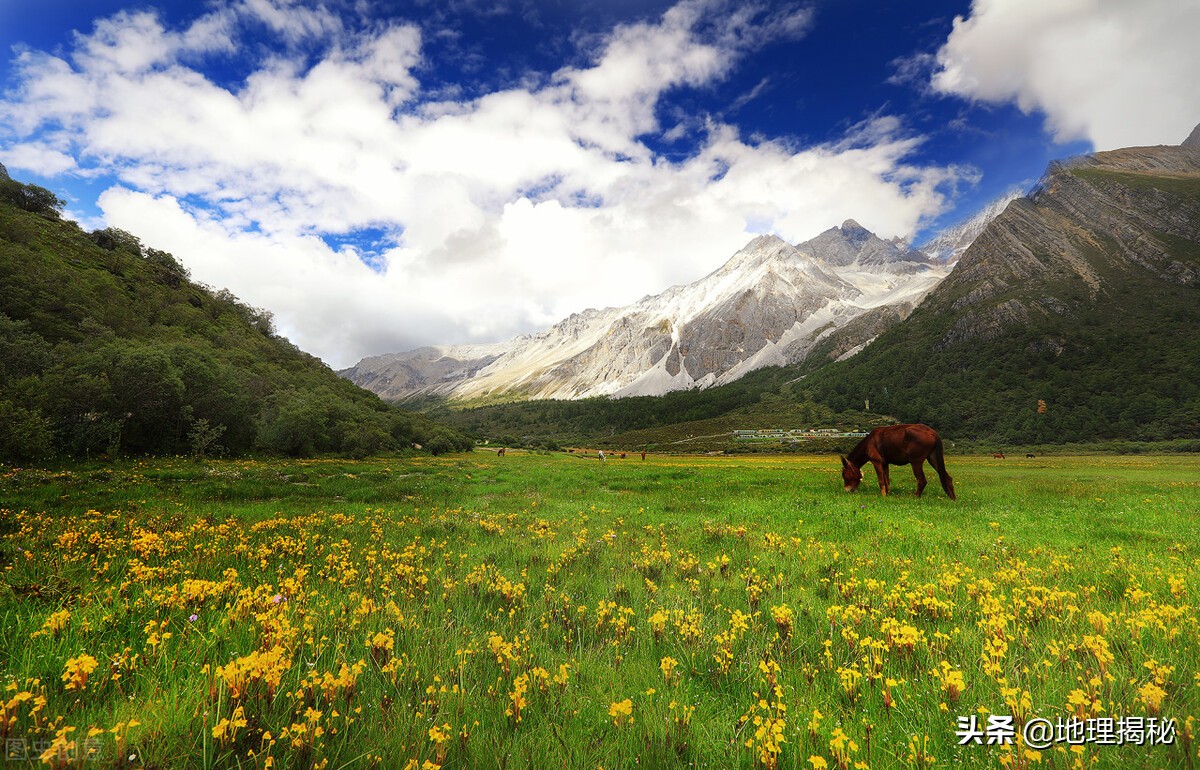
[798,129,1200,442]
[917,190,1023,264]
[341,213,997,402]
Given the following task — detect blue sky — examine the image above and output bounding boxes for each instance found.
[1,0,1197,367]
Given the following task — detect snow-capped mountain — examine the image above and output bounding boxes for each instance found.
[341,218,964,402]
[918,190,1022,264]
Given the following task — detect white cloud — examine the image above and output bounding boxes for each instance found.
[240,0,342,45]
[932,0,1200,150]
[1,0,965,368]
[0,142,77,175]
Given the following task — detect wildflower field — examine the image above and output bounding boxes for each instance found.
[1,452,1198,769]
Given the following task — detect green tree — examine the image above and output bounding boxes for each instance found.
[188,417,227,459]
[257,389,327,456]
[90,227,143,254]
[0,313,52,384]
[0,179,64,216]
[0,400,54,462]
[106,344,187,453]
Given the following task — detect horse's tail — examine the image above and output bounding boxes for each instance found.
[930,436,956,501]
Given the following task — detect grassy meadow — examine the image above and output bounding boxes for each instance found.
[1,452,1198,769]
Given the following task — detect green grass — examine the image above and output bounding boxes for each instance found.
[2,453,1198,769]
[1071,167,1200,198]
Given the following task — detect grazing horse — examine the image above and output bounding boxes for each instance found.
[993,452,1005,459]
[841,424,956,500]
[1026,453,1035,458]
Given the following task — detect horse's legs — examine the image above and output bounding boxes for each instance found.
[872,460,889,496]
[928,443,956,501]
[912,461,927,497]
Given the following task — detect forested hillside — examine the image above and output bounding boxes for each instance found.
[799,148,1200,444]
[415,365,885,450]
[0,172,472,461]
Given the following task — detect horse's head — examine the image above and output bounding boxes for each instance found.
[841,456,862,492]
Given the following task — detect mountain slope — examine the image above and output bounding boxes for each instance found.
[343,224,949,402]
[0,173,472,460]
[800,134,1200,443]
[917,190,1022,264]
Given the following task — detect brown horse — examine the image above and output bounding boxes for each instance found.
[993,452,1005,459]
[841,424,956,500]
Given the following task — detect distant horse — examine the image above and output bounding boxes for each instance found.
[993,452,1005,459]
[841,424,956,500]
[1026,453,1035,458]
[497,447,505,457]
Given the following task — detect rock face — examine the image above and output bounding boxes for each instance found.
[920,142,1200,351]
[341,223,955,402]
[342,344,507,399]
[801,133,1200,442]
[1183,121,1200,150]
[803,219,924,269]
[917,190,1023,264]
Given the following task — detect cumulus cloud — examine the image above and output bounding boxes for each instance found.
[932,0,1200,150]
[0,0,966,368]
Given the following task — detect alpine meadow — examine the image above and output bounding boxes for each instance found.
[3,452,1199,769]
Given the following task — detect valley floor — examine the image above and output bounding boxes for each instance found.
[2,453,1197,768]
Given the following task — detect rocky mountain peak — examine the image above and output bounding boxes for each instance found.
[717,233,804,274]
[839,219,871,240]
[800,219,924,270]
[0,162,9,180]
[342,218,951,402]
[1183,121,1200,150]
[746,233,791,249]
[810,136,1200,445]
[933,140,1200,344]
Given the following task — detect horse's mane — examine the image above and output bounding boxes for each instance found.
[846,434,872,466]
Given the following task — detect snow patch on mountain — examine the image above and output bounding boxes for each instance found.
[341,212,1004,402]
[613,352,698,398]
[919,190,1023,264]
